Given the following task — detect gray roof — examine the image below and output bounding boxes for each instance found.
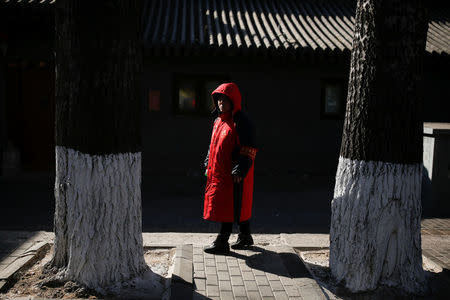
[143,0,450,56]
[2,0,449,56]
[1,0,56,4]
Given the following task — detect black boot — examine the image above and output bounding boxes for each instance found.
[203,234,230,254]
[230,233,254,249]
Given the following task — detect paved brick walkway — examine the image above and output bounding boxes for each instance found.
[192,245,324,300]
[421,218,450,269]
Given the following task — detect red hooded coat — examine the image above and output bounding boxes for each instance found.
[204,83,257,222]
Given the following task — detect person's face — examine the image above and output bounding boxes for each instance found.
[217,94,232,113]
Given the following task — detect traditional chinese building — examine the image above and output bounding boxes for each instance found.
[0,0,448,180]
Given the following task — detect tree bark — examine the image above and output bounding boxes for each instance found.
[50,0,147,292]
[330,0,428,293]
[0,53,5,175]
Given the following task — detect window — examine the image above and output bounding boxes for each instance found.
[174,76,229,115]
[321,80,347,119]
[178,80,197,112]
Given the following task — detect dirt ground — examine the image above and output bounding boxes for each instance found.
[298,249,450,299]
[1,246,175,299]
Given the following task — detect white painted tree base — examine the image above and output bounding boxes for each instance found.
[330,156,426,293]
[50,146,162,295]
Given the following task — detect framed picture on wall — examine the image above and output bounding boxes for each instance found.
[148,89,161,112]
[174,75,230,116]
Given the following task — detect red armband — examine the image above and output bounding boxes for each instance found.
[240,146,257,160]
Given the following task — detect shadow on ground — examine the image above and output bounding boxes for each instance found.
[225,246,312,279]
[0,231,38,264]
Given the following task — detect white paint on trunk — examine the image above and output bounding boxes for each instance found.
[330,156,426,293]
[51,146,161,294]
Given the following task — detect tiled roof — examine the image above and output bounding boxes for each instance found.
[1,0,55,4]
[2,0,449,56]
[143,0,450,56]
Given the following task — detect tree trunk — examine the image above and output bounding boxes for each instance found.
[50,0,147,291]
[0,53,5,175]
[330,0,428,293]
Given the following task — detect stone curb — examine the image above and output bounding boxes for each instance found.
[279,245,328,300]
[0,241,50,293]
[170,244,193,300]
[281,233,330,250]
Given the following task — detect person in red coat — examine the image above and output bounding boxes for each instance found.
[203,82,257,254]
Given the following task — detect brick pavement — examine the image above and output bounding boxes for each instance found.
[192,245,324,300]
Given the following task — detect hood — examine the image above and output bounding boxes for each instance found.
[211,82,242,114]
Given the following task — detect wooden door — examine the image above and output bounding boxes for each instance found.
[21,65,55,171]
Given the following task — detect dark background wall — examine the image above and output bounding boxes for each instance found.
[141,56,450,178]
[142,57,348,178]
[423,63,450,122]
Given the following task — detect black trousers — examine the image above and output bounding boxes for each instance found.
[219,220,251,236]
[218,182,251,240]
